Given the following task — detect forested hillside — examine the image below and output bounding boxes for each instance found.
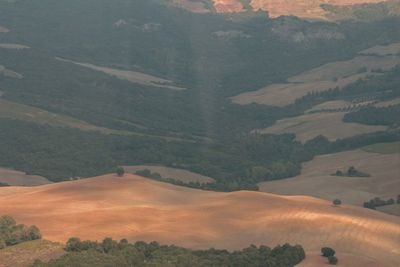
[0,0,399,189]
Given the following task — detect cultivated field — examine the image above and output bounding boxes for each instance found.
[307,100,352,112]
[57,58,186,90]
[250,0,389,19]
[123,165,215,183]
[360,42,400,56]
[172,0,211,13]
[257,112,386,142]
[0,240,64,267]
[0,26,9,33]
[375,97,400,107]
[0,43,29,49]
[0,99,194,142]
[0,99,132,135]
[0,65,22,79]
[231,48,400,107]
[259,148,400,206]
[297,252,383,267]
[0,167,50,186]
[0,174,399,266]
[377,204,400,217]
[362,141,400,154]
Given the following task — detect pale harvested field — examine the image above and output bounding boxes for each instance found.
[0,240,65,267]
[0,174,399,266]
[123,165,215,183]
[0,65,23,79]
[257,112,386,142]
[213,0,244,12]
[296,252,383,267]
[250,0,389,19]
[360,42,400,56]
[231,53,400,107]
[173,0,211,13]
[0,26,9,33]
[0,99,193,142]
[307,100,352,112]
[377,204,400,217]
[375,97,400,107]
[0,167,51,186]
[0,43,29,49]
[259,149,400,206]
[0,99,131,135]
[209,0,389,19]
[57,58,186,90]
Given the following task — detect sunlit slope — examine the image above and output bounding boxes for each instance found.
[259,148,400,205]
[0,174,399,266]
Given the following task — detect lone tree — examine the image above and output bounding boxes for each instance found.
[116,167,125,177]
[321,247,336,257]
[332,199,342,207]
[328,256,338,265]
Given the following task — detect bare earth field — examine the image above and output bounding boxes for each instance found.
[250,0,389,19]
[0,43,29,49]
[0,240,65,267]
[123,165,215,183]
[174,0,390,19]
[259,148,400,206]
[0,26,9,33]
[57,58,186,91]
[231,51,400,107]
[0,174,399,266]
[257,112,386,142]
[0,167,50,186]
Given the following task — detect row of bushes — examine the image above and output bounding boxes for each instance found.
[33,237,305,267]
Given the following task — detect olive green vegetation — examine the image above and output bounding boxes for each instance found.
[362,142,400,154]
[0,215,41,249]
[32,237,305,267]
[322,1,400,21]
[0,0,400,190]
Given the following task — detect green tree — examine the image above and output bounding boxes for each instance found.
[116,167,125,177]
[328,255,338,265]
[321,247,336,257]
[332,199,342,207]
[27,225,42,240]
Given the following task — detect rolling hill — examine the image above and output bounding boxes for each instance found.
[0,174,399,266]
[259,146,400,206]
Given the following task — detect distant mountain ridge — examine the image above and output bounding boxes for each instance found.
[172,0,400,20]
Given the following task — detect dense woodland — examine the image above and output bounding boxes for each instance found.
[0,0,399,190]
[33,237,305,267]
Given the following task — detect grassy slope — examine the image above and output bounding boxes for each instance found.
[0,240,65,267]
